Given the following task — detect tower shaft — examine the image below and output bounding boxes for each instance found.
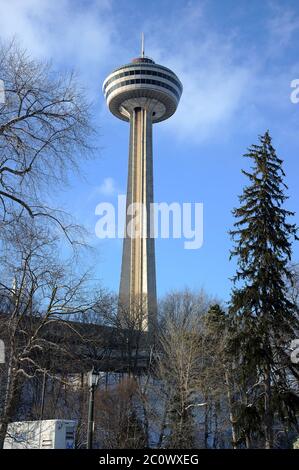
[119,106,157,332]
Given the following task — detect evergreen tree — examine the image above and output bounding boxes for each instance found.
[229,131,299,448]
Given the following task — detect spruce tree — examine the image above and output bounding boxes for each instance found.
[229,131,299,448]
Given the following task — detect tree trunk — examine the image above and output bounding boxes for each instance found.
[245,435,252,449]
[157,399,168,448]
[225,369,238,449]
[204,402,209,448]
[213,401,220,449]
[141,394,149,447]
[0,370,20,449]
[264,367,273,449]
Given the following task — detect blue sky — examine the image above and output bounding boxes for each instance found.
[1,0,299,303]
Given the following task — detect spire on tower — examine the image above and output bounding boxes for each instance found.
[141,32,145,58]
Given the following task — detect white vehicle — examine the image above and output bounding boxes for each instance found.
[4,419,77,449]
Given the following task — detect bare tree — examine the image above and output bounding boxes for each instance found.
[94,377,147,449]
[0,39,95,243]
[200,304,237,448]
[99,294,151,376]
[0,220,106,448]
[156,290,209,448]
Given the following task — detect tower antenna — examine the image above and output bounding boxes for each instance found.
[141,32,145,58]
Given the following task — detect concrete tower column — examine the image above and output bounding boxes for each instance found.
[119,106,157,333]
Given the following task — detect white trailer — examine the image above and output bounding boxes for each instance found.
[4,419,77,449]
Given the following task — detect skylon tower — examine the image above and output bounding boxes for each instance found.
[103,37,182,331]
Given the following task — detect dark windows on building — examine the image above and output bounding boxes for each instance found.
[105,78,180,100]
[104,68,182,93]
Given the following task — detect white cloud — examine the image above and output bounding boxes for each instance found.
[267,3,299,48]
[94,177,118,198]
[1,0,298,143]
[142,8,254,142]
[0,0,255,142]
[0,0,123,101]
[0,0,114,58]
[142,1,299,143]
[164,47,251,143]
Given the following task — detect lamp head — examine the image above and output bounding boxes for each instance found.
[88,366,100,388]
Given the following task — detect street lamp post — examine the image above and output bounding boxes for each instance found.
[87,366,100,449]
